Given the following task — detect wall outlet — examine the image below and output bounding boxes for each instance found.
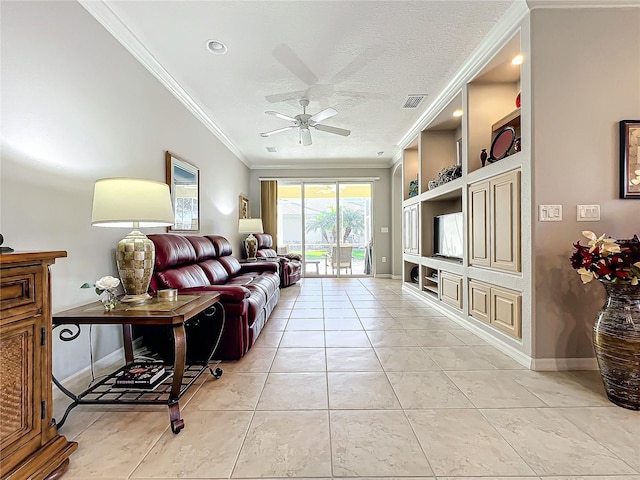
[381,257,387,263]
[381,227,389,233]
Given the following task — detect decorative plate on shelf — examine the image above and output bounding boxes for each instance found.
[489,126,516,162]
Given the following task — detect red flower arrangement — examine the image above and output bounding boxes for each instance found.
[570,231,640,284]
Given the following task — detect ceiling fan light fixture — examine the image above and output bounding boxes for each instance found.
[206,40,228,55]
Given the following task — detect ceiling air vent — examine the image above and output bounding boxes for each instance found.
[266,146,277,153]
[401,95,426,109]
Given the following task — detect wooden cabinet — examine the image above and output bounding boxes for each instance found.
[468,279,521,339]
[403,203,419,255]
[439,271,462,310]
[469,169,521,272]
[0,252,77,480]
[469,279,490,324]
[491,285,522,339]
[468,182,490,267]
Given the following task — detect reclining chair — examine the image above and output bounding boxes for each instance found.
[254,233,302,287]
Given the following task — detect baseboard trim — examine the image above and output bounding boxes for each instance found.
[53,340,142,400]
[374,273,392,279]
[531,357,599,371]
[391,275,402,280]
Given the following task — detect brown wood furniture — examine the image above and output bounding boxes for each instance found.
[0,251,77,480]
[51,293,222,434]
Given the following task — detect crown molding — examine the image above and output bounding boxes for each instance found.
[528,0,639,9]
[78,1,251,168]
[397,0,530,149]
[249,158,393,170]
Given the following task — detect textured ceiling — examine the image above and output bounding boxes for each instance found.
[95,0,517,169]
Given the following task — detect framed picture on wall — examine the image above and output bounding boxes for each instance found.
[620,120,640,199]
[239,195,250,219]
[166,151,200,231]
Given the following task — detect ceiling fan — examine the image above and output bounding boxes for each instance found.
[260,99,351,146]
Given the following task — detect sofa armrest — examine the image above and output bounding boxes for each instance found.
[239,262,279,274]
[177,285,250,302]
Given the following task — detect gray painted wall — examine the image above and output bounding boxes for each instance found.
[1,1,249,379]
[531,7,640,360]
[248,168,392,276]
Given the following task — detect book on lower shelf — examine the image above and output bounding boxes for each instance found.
[113,362,167,388]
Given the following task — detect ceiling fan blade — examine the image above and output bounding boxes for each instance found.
[265,89,307,104]
[265,111,297,122]
[260,125,297,137]
[313,124,351,137]
[273,44,318,86]
[309,107,337,124]
[300,128,312,146]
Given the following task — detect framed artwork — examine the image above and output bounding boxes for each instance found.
[166,151,200,231]
[239,195,250,219]
[620,120,640,199]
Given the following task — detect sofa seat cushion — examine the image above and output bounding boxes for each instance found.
[256,248,278,258]
[250,273,280,295]
[226,275,256,286]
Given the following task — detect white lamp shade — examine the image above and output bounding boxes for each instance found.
[92,178,175,227]
[238,218,264,234]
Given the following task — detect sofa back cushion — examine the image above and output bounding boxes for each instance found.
[154,264,210,289]
[186,236,217,260]
[206,235,233,257]
[218,256,241,276]
[255,234,273,249]
[199,259,230,284]
[149,234,196,271]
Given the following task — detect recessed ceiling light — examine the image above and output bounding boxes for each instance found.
[266,146,277,153]
[452,109,463,117]
[206,40,228,55]
[512,54,524,65]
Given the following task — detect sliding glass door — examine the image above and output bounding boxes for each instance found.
[277,181,372,277]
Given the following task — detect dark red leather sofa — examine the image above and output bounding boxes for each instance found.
[145,234,280,360]
[254,233,302,287]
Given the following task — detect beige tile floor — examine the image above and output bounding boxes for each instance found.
[55,278,640,479]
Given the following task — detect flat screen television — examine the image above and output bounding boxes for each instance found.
[433,212,463,260]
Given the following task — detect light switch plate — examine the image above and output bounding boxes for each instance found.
[539,204,562,222]
[381,227,389,233]
[577,204,601,221]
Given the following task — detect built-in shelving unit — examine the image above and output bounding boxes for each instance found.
[401,27,529,361]
[422,266,439,296]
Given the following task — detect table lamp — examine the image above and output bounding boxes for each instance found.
[91,178,175,303]
[238,218,263,261]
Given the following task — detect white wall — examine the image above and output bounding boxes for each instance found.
[248,167,392,276]
[1,1,249,379]
[531,7,640,360]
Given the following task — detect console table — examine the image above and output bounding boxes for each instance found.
[52,293,223,434]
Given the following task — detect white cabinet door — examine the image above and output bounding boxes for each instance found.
[403,204,419,255]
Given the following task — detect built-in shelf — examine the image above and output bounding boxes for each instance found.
[401,29,525,354]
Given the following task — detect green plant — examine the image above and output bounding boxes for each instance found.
[305,206,365,244]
